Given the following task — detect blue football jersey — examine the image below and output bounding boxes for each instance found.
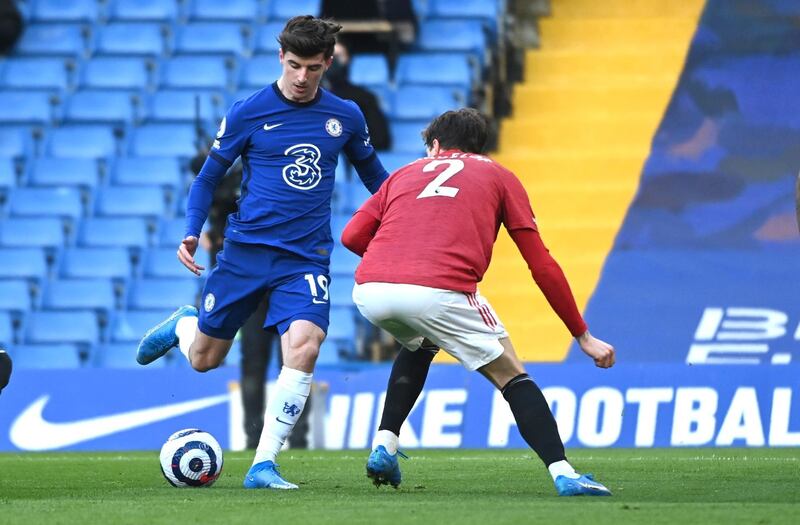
[208,82,379,263]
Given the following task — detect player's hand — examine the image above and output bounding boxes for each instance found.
[177,236,205,276]
[576,331,615,368]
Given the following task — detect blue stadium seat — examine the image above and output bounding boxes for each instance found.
[78,217,152,249]
[0,91,55,125]
[60,247,132,280]
[158,218,188,246]
[31,0,99,23]
[392,85,461,120]
[47,125,119,159]
[389,120,428,154]
[25,310,100,347]
[366,85,393,116]
[326,306,356,355]
[128,278,199,309]
[317,338,342,364]
[113,157,183,191]
[96,23,166,56]
[80,57,153,90]
[29,157,100,188]
[145,90,224,123]
[109,0,180,22]
[129,123,197,157]
[429,0,500,27]
[253,22,286,54]
[64,90,137,124]
[379,151,420,173]
[110,309,174,342]
[15,23,88,56]
[0,248,48,283]
[0,127,33,158]
[141,246,209,278]
[8,187,84,220]
[330,245,361,276]
[329,274,355,307]
[0,218,65,248]
[349,54,390,87]
[0,158,16,193]
[1,58,70,90]
[95,186,167,218]
[268,0,321,20]
[95,342,166,368]
[11,344,83,369]
[190,0,261,22]
[0,280,33,314]
[43,279,117,313]
[160,56,230,90]
[396,53,473,92]
[240,55,283,88]
[175,22,247,55]
[330,213,350,240]
[417,19,488,66]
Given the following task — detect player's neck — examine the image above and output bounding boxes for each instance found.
[277,77,318,104]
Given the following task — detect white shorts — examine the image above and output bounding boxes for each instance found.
[352,282,508,371]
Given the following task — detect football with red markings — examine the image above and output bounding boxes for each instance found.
[159,429,224,488]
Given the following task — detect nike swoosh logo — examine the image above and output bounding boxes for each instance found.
[275,417,293,425]
[312,299,327,304]
[263,123,283,131]
[9,394,229,451]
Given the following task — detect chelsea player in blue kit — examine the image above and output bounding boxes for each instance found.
[136,16,389,489]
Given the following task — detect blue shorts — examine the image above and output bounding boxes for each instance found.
[198,240,331,339]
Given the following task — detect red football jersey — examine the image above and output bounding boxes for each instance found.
[354,150,537,292]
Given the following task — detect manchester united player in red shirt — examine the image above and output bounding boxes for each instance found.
[341,108,615,496]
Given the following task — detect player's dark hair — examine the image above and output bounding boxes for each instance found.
[422,108,491,154]
[278,15,342,59]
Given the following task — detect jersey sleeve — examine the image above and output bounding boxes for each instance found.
[500,170,538,233]
[209,100,251,167]
[343,101,376,163]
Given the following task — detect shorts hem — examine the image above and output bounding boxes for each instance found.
[198,321,237,340]
[275,312,330,336]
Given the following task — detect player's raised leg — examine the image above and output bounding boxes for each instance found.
[244,319,323,489]
[478,338,611,496]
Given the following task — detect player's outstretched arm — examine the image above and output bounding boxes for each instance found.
[177,236,205,276]
[576,331,615,368]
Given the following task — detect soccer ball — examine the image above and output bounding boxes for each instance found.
[159,428,224,488]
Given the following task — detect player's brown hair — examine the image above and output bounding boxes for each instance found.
[422,108,491,154]
[278,15,342,59]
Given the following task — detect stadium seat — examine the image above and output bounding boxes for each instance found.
[28,157,100,188]
[326,306,356,355]
[429,0,500,27]
[417,19,488,66]
[190,0,260,21]
[109,0,180,22]
[60,247,133,280]
[1,58,70,90]
[388,120,429,154]
[95,342,166,368]
[95,186,167,218]
[330,245,361,276]
[379,152,420,173]
[80,57,154,90]
[0,91,55,125]
[0,158,17,193]
[0,280,33,314]
[240,55,283,88]
[349,54,390,88]
[0,127,34,158]
[160,56,231,90]
[64,90,138,125]
[128,278,199,309]
[366,85,393,116]
[396,53,473,92]
[158,218,188,246]
[0,310,14,346]
[11,344,83,369]
[95,23,166,56]
[175,22,248,56]
[31,0,99,23]
[253,22,286,54]
[8,187,84,220]
[392,85,461,120]
[43,279,117,313]
[141,247,209,278]
[78,217,151,249]
[269,0,321,20]
[129,123,197,158]
[113,157,183,191]
[329,274,355,307]
[0,218,65,249]
[25,310,100,346]
[15,23,88,56]
[47,125,119,159]
[110,309,174,342]
[344,181,372,214]
[145,90,224,124]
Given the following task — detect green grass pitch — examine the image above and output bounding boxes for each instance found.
[1,449,798,524]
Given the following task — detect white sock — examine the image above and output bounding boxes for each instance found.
[548,460,579,481]
[175,316,198,362]
[252,366,313,465]
[371,430,399,455]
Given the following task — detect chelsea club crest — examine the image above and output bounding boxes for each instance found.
[325,118,343,137]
